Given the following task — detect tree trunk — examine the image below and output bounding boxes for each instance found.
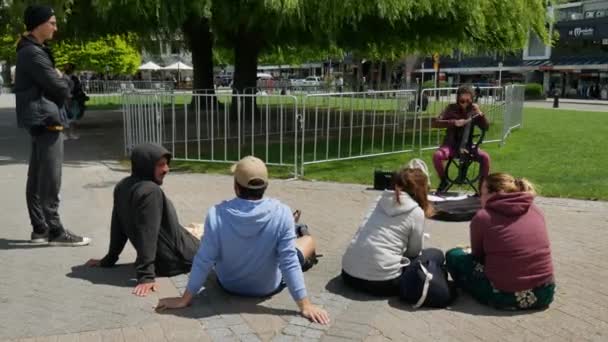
[182,16,215,103]
[384,60,394,90]
[231,25,261,135]
[354,58,362,92]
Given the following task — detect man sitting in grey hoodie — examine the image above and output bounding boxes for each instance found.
[85,143,199,297]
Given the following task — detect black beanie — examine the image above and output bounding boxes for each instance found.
[24,5,55,31]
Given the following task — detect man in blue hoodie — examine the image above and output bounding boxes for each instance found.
[155,156,330,324]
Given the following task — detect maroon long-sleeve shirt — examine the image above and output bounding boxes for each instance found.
[434,104,490,147]
[470,192,554,292]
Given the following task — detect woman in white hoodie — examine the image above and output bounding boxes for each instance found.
[342,168,442,296]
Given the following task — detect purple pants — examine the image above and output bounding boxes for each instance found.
[433,145,490,180]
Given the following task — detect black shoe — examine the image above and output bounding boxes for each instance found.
[301,253,322,272]
[30,230,49,244]
[48,230,91,247]
[436,178,449,193]
[295,223,311,238]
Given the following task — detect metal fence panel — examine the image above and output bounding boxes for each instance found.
[300,90,418,176]
[502,84,525,144]
[122,86,525,179]
[123,92,300,177]
[86,80,174,107]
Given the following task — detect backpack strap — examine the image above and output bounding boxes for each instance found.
[413,263,433,309]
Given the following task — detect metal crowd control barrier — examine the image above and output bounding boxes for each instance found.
[299,90,418,176]
[123,91,300,177]
[502,84,525,144]
[86,80,174,107]
[122,86,525,179]
[122,92,175,155]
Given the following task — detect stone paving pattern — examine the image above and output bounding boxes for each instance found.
[0,99,607,341]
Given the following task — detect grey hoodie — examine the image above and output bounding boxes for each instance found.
[342,190,425,281]
[99,144,199,283]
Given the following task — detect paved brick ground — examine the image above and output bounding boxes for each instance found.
[0,106,607,341]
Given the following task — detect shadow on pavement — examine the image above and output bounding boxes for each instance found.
[0,108,126,166]
[158,274,300,319]
[326,273,542,317]
[324,274,392,302]
[66,263,137,288]
[0,238,52,250]
[439,293,549,317]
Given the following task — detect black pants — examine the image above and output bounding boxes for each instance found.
[26,130,64,235]
[155,226,201,277]
[342,248,445,297]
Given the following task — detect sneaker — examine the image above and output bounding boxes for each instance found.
[30,230,49,244]
[436,178,450,193]
[295,223,310,238]
[301,253,322,272]
[48,230,91,247]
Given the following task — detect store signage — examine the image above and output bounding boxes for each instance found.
[568,27,595,38]
[584,10,606,19]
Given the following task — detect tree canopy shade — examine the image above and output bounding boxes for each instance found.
[2,0,554,90]
[314,0,553,55]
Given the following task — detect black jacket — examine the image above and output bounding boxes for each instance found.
[14,35,70,129]
[100,144,199,284]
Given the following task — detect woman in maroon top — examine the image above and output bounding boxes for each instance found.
[432,86,491,192]
[446,173,555,310]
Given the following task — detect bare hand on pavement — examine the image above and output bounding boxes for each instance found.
[301,304,331,325]
[133,282,158,297]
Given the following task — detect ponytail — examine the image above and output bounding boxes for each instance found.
[514,178,536,196]
[485,173,537,196]
[393,168,434,218]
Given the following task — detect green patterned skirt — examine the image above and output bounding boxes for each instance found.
[446,248,555,310]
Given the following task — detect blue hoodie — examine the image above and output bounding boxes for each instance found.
[186,197,307,301]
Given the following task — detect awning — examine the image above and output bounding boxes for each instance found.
[138,61,162,71]
[163,62,193,70]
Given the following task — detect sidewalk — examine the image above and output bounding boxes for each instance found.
[1,108,607,341]
[525,100,608,112]
[544,98,608,106]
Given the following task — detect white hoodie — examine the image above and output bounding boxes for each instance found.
[342,190,425,281]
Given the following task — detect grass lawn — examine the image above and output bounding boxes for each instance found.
[171,107,608,201]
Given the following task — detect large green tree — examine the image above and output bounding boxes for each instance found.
[2,0,554,93]
[53,35,141,74]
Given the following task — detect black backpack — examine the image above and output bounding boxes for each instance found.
[399,259,455,308]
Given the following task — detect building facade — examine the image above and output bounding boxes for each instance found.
[416,0,608,99]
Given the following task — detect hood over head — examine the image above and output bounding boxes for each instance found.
[130,143,171,183]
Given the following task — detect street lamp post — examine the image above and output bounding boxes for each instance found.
[498,62,503,87]
[421,62,425,86]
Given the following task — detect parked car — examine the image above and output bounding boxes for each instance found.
[257,73,273,80]
[303,76,321,87]
[215,75,232,87]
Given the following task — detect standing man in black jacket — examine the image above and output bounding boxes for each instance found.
[14,5,90,246]
[85,144,200,297]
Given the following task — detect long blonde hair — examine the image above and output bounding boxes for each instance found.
[484,173,536,196]
[393,168,434,218]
